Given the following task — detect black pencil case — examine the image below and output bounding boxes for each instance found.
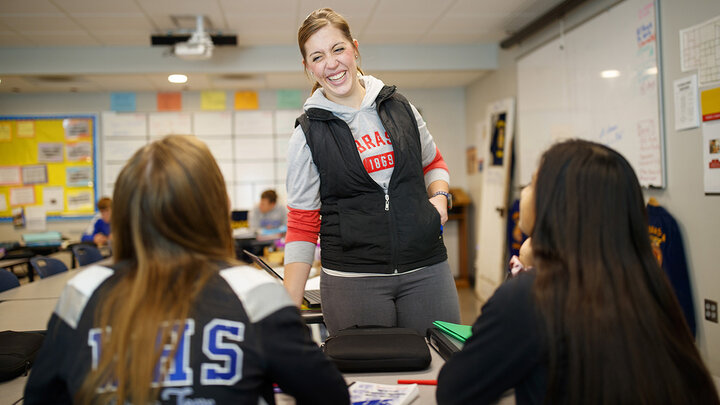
[322,326,431,373]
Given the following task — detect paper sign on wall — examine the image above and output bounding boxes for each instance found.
[43,186,64,212]
[157,92,182,111]
[38,143,64,162]
[16,121,35,138]
[201,91,227,110]
[66,166,93,187]
[0,122,11,141]
[234,91,259,110]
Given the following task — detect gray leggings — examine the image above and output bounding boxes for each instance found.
[320,260,461,336]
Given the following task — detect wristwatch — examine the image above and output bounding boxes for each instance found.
[432,191,452,210]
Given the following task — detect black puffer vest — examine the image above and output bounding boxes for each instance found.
[295,85,447,273]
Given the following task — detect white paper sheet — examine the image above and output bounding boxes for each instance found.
[234,162,275,182]
[674,75,700,130]
[102,163,126,187]
[24,205,46,231]
[703,120,720,193]
[66,142,92,162]
[103,139,147,161]
[43,186,64,212]
[149,112,192,137]
[233,184,254,210]
[680,15,720,86]
[234,137,274,160]
[194,112,232,136]
[0,166,22,185]
[66,166,93,187]
[234,111,273,135]
[274,110,302,135]
[10,186,35,205]
[66,190,93,211]
[217,162,235,184]
[198,137,234,160]
[38,143,64,163]
[102,112,147,136]
[274,135,291,160]
[21,165,47,185]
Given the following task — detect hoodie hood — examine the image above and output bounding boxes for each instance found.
[303,75,386,120]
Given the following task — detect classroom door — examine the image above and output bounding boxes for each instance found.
[475,98,515,302]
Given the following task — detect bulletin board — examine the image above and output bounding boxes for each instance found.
[516,0,664,187]
[0,115,97,221]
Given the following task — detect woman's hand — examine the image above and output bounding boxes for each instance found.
[429,194,449,225]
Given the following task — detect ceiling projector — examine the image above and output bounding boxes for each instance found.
[174,30,214,60]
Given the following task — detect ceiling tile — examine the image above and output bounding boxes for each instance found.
[52,0,145,14]
[0,31,36,46]
[91,32,151,46]
[0,15,81,31]
[0,0,60,14]
[73,15,155,31]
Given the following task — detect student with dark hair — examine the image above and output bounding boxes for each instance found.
[24,135,349,404]
[80,197,112,246]
[248,189,287,237]
[284,7,460,336]
[437,139,719,405]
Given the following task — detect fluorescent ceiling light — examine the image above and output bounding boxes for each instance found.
[168,74,188,84]
[644,67,658,75]
[600,70,620,78]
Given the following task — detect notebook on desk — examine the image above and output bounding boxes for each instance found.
[243,250,321,309]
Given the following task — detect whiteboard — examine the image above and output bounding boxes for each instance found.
[517,0,664,187]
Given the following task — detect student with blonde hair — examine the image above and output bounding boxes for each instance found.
[25,135,349,404]
[437,139,719,405]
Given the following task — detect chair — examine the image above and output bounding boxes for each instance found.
[71,244,104,267]
[0,267,20,292]
[29,256,68,279]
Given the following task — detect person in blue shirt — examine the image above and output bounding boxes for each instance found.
[81,197,111,246]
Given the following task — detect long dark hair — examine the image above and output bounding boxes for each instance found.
[77,135,235,403]
[531,139,718,405]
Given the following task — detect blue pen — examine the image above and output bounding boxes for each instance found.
[440,225,443,235]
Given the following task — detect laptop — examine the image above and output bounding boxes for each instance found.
[243,249,321,308]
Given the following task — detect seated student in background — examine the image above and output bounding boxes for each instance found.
[248,189,287,238]
[24,135,349,405]
[436,139,720,405]
[80,197,111,246]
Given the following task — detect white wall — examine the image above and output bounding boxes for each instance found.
[466,0,720,376]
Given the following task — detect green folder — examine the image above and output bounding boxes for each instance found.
[433,320,472,342]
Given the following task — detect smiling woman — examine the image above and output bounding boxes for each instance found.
[282,8,461,338]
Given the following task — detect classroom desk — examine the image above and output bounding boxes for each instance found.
[0,257,34,283]
[0,269,77,302]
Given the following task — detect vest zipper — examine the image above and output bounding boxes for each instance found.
[385,193,390,211]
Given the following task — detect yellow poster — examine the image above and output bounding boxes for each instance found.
[17,121,35,138]
[201,91,227,110]
[0,122,11,141]
[701,86,720,122]
[234,91,259,110]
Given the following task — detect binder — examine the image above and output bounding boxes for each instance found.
[432,320,472,342]
[426,327,464,361]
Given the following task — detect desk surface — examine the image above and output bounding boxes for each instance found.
[0,269,76,302]
[0,261,509,405]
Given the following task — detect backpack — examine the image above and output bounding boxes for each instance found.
[0,330,45,381]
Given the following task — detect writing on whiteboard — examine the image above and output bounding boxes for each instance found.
[598,125,623,146]
[637,119,662,185]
